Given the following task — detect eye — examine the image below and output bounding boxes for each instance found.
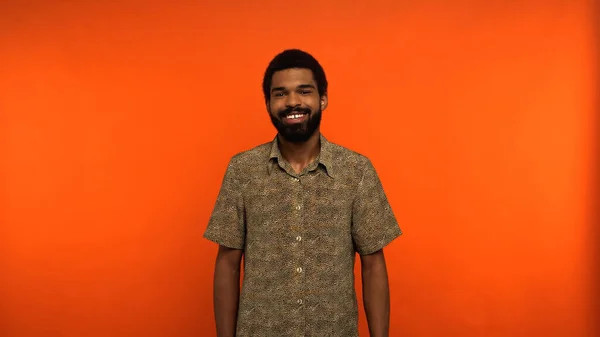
[300,90,312,95]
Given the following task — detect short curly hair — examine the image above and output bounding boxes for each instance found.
[262,49,328,104]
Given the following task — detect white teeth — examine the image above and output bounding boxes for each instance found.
[287,114,305,119]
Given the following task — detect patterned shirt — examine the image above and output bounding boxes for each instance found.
[204,134,402,337]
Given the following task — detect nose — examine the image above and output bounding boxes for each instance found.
[285,92,301,107]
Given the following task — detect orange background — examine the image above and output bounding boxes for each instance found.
[1,1,597,336]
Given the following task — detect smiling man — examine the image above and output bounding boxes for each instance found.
[204,49,402,337]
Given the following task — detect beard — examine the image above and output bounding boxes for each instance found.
[269,106,322,143]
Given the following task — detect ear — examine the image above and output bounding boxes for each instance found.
[320,94,328,111]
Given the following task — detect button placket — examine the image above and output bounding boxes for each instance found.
[290,172,306,322]
[291,174,304,247]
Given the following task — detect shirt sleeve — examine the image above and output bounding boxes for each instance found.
[203,157,246,250]
[351,157,402,255]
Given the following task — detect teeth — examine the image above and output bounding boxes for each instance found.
[287,113,305,119]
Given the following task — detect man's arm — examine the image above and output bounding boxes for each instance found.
[213,245,243,337]
[361,249,390,337]
[351,158,401,336]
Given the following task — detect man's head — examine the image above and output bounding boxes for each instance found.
[262,49,328,143]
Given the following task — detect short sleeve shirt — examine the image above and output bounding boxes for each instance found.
[203,134,402,337]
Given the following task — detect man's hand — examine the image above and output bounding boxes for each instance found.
[360,249,391,337]
[214,245,243,337]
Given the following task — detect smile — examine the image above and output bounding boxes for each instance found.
[286,113,307,119]
[283,112,308,124]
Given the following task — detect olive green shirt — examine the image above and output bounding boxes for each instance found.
[204,134,402,337]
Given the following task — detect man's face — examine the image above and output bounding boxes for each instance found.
[267,68,327,143]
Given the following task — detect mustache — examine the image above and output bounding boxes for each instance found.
[278,106,311,118]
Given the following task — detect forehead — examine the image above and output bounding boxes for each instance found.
[271,68,316,88]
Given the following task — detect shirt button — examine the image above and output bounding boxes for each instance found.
[292,177,299,182]
[295,205,301,210]
[296,267,303,273]
[296,236,302,242]
[297,299,303,304]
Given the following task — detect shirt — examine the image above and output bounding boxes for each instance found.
[203,133,402,337]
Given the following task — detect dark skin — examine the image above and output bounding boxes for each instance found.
[268,68,325,174]
[213,246,243,337]
[212,68,391,337]
[361,249,392,337]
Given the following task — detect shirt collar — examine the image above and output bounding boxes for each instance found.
[268,133,334,178]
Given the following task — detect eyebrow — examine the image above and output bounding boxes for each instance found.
[271,84,316,92]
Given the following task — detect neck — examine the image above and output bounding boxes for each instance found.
[277,130,321,169]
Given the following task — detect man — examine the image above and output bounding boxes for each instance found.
[204,49,402,337]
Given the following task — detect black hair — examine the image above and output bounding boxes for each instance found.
[262,49,328,104]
